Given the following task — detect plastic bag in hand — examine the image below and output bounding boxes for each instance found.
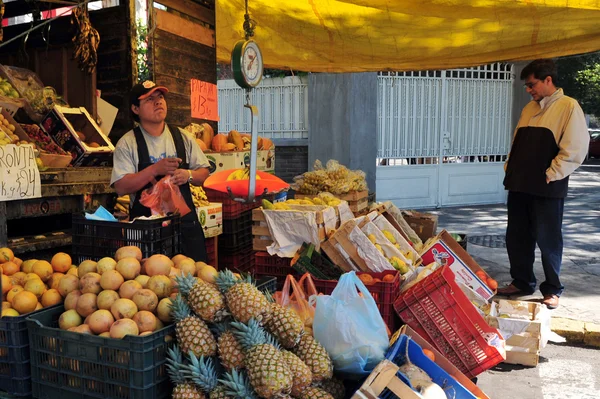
[140,176,191,217]
[313,271,389,379]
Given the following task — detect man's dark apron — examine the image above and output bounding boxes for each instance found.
[129,125,207,262]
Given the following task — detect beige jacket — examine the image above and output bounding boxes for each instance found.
[509,88,589,182]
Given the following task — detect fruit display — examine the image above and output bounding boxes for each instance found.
[183,123,274,153]
[190,184,210,207]
[114,195,130,215]
[226,168,262,181]
[54,247,219,339]
[0,76,20,99]
[1,248,69,317]
[163,268,338,399]
[20,123,68,155]
[292,159,368,195]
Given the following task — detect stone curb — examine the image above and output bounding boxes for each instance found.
[551,317,600,348]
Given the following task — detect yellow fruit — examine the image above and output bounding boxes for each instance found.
[67,267,79,276]
[7,286,24,303]
[382,230,397,245]
[197,265,218,284]
[368,234,377,244]
[1,274,12,294]
[2,301,12,310]
[48,273,65,290]
[24,278,46,298]
[2,261,19,276]
[12,291,38,314]
[2,308,19,317]
[0,247,14,264]
[10,272,27,287]
[32,260,53,282]
[21,259,38,274]
[51,253,72,273]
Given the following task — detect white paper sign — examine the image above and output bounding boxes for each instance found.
[0,144,41,201]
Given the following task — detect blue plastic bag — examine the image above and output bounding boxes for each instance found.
[313,271,390,379]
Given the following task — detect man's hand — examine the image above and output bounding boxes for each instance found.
[546,176,551,184]
[152,157,181,177]
[171,169,190,186]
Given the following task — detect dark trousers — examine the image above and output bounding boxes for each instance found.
[180,216,208,263]
[506,191,565,296]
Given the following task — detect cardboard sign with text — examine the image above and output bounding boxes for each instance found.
[420,230,495,300]
[0,144,41,201]
[196,202,223,238]
[191,79,219,122]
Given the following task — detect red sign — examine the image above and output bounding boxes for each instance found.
[190,79,219,121]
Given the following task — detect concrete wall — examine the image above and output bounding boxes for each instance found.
[307,73,378,193]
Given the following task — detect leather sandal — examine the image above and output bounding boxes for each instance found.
[495,284,533,297]
[542,294,559,309]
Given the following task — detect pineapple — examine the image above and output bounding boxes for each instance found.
[313,378,346,399]
[264,302,304,349]
[292,334,333,382]
[176,273,228,322]
[293,386,334,399]
[170,295,217,357]
[231,318,293,398]
[213,322,246,370]
[280,350,312,397]
[184,351,258,399]
[215,270,271,323]
[166,346,206,399]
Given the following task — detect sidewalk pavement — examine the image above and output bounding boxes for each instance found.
[429,161,600,346]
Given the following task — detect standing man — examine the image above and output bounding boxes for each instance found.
[498,59,590,309]
[111,81,211,262]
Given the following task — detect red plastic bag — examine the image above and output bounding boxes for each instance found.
[140,176,191,217]
[275,273,320,335]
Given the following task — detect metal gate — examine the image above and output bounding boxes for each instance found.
[376,63,514,208]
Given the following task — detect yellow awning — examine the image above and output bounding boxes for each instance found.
[216,0,600,72]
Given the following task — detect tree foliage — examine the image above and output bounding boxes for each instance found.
[556,53,600,116]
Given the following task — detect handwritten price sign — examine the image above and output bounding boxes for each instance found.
[0,144,41,202]
[191,79,219,122]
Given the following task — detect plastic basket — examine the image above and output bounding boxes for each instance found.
[393,266,505,378]
[205,237,217,266]
[26,306,174,399]
[220,211,253,250]
[71,213,181,264]
[221,211,253,235]
[312,271,401,331]
[219,246,255,273]
[291,243,344,280]
[204,188,262,219]
[253,252,298,290]
[255,276,277,294]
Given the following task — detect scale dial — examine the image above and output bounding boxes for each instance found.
[231,40,264,89]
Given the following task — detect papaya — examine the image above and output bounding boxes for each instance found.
[227,130,244,151]
[200,123,214,149]
[223,143,236,151]
[195,138,208,152]
[211,134,228,152]
[261,137,274,150]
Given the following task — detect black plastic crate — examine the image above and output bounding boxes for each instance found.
[26,306,174,399]
[219,246,254,274]
[256,276,277,294]
[72,213,181,263]
[219,231,252,251]
[0,305,57,397]
[221,211,253,235]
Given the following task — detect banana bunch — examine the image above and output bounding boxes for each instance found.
[382,229,416,262]
[242,135,252,150]
[367,232,410,274]
[226,168,262,181]
[115,195,130,214]
[286,194,342,207]
[285,198,317,205]
[191,185,210,208]
[71,5,100,73]
[262,199,291,210]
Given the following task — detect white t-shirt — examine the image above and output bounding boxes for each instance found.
[110,124,209,204]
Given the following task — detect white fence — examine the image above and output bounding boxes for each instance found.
[217,77,308,139]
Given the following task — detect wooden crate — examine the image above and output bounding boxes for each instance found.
[486,300,547,367]
[351,360,421,399]
[295,190,369,213]
[251,207,331,251]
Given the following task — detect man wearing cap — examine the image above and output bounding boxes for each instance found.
[110,81,210,262]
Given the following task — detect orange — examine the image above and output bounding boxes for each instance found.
[422,348,436,362]
[2,261,19,276]
[51,253,72,273]
[48,273,65,290]
[24,278,46,299]
[21,259,38,274]
[358,273,375,286]
[475,270,487,281]
[487,278,498,290]
[12,291,38,314]
[382,274,395,283]
[2,308,19,317]
[35,302,43,311]
[1,274,12,294]
[0,248,14,264]
[33,260,53,282]
[13,257,23,268]
[6,286,24,303]
[2,301,11,310]
[41,289,63,308]
[10,272,27,287]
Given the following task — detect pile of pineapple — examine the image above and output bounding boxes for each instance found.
[366,230,414,275]
[292,160,368,195]
[168,270,344,399]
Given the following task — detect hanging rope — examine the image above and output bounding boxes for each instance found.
[243,0,256,40]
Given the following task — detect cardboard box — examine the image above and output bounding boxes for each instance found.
[196,202,223,238]
[402,210,438,241]
[486,299,549,367]
[257,149,275,173]
[205,151,249,174]
[41,105,114,167]
[420,229,495,300]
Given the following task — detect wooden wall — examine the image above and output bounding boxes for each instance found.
[150,0,217,131]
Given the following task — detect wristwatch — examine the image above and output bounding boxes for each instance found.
[188,170,193,184]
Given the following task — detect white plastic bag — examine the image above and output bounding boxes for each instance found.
[313,272,390,379]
